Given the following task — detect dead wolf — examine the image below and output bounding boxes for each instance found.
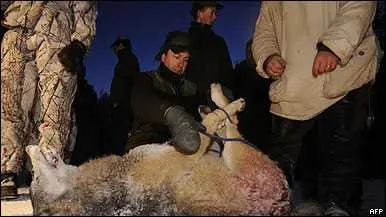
[27,84,294,216]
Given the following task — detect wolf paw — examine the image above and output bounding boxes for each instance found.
[224,98,245,115]
[211,83,229,108]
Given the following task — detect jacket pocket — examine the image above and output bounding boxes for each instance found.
[269,75,287,103]
[322,35,379,98]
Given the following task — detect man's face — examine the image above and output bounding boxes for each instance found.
[161,49,190,75]
[197,6,217,25]
[113,42,125,56]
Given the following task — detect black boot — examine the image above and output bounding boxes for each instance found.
[323,201,350,216]
[164,105,200,154]
[1,173,18,199]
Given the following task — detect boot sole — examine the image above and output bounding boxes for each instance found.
[1,186,18,200]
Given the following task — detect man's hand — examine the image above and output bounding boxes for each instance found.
[164,106,200,155]
[312,51,338,77]
[58,40,86,75]
[264,54,287,78]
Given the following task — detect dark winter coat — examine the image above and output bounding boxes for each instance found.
[234,60,273,149]
[70,78,99,165]
[126,63,199,151]
[185,21,234,107]
[108,49,140,155]
[110,50,140,110]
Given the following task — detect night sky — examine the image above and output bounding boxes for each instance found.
[83,1,261,96]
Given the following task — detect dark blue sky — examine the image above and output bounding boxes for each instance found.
[84,1,261,95]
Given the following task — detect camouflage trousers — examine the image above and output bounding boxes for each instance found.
[1,29,77,174]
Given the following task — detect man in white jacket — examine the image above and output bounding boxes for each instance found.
[252,1,381,215]
[1,1,97,199]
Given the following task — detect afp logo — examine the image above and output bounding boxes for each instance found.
[370,208,384,216]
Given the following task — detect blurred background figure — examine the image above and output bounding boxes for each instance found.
[69,70,100,166]
[185,1,234,117]
[107,37,140,155]
[234,39,273,151]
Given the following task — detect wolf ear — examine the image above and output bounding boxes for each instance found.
[198,105,212,120]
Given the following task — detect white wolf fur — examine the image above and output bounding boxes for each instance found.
[26,83,295,216]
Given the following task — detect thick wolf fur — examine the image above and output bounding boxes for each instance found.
[27,84,296,216]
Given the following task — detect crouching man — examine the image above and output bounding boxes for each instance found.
[125,31,201,154]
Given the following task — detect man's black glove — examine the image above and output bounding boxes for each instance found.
[164,105,200,154]
[58,40,87,75]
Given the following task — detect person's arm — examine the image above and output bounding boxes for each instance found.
[131,74,200,154]
[109,65,124,108]
[318,1,377,66]
[131,74,173,124]
[110,55,140,108]
[57,2,96,75]
[252,1,281,79]
[133,55,140,74]
[233,63,243,99]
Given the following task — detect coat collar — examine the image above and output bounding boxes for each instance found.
[153,63,197,96]
[189,21,214,36]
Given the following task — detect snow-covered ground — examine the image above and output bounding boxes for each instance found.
[1,179,384,216]
[1,187,33,216]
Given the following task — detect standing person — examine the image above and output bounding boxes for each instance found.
[29,1,97,163]
[234,39,273,150]
[362,0,385,179]
[252,1,381,215]
[1,1,97,198]
[126,31,201,154]
[108,37,140,155]
[1,1,45,199]
[185,1,234,114]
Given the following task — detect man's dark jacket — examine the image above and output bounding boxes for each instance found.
[126,63,199,151]
[185,21,234,107]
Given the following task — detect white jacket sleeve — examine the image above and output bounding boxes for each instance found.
[70,1,97,49]
[318,1,377,65]
[252,1,281,79]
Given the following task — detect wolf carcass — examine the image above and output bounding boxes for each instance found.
[26,84,292,216]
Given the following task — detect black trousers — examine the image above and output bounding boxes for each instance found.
[266,83,370,212]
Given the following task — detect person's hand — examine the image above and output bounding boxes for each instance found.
[164,105,200,154]
[312,51,338,77]
[58,40,86,74]
[264,54,286,78]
